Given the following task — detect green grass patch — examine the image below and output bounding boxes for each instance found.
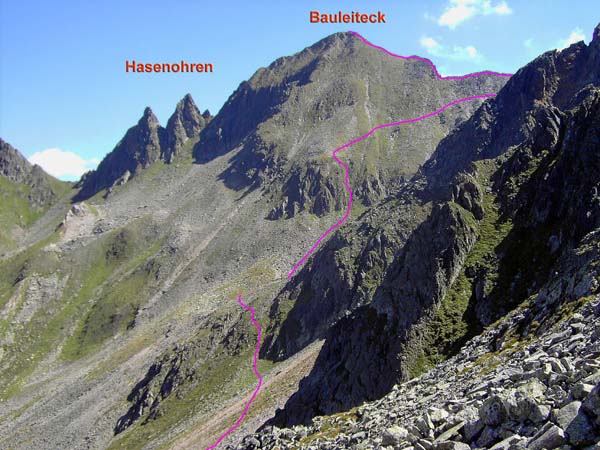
[0,219,163,398]
[86,331,156,381]
[107,347,273,450]
[61,230,164,361]
[0,177,43,245]
[407,163,515,378]
[0,176,71,250]
[350,199,368,218]
[298,409,358,446]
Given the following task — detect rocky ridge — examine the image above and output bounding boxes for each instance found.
[77,94,211,199]
[166,94,212,162]
[236,214,600,448]
[258,25,600,429]
[0,139,71,251]
[234,292,600,449]
[194,32,506,218]
[113,306,256,435]
[0,138,66,207]
[1,26,599,450]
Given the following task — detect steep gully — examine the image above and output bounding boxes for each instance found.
[206,31,512,448]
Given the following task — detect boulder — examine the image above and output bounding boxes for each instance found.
[351,431,366,441]
[434,441,471,450]
[582,383,600,425]
[527,424,566,450]
[436,421,465,442]
[480,396,508,426]
[565,411,597,447]
[572,383,595,401]
[490,435,527,450]
[381,425,409,446]
[554,402,582,430]
[429,407,450,424]
[416,413,435,438]
[529,403,551,424]
[463,419,485,442]
[477,425,501,448]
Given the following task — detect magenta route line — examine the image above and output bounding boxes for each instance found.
[287,93,502,280]
[207,32,514,449]
[286,31,513,280]
[349,30,513,80]
[206,294,263,450]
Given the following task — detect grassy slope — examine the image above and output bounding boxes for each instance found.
[0,217,165,398]
[0,142,285,448]
[0,176,70,250]
[406,159,513,377]
[105,259,283,450]
[406,144,559,378]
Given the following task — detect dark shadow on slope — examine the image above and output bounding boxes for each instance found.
[215,136,280,195]
[114,362,162,434]
[264,305,398,428]
[193,58,319,167]
[263,200,478,426]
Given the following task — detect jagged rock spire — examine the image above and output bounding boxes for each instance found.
[76,106,165,199]
[0,138,63,206]
[0,138,34,183]
[77,95,211,199]
[165,93,210,161]
[121,106,164,168]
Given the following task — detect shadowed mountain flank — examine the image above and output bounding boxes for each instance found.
[262,27,600,428]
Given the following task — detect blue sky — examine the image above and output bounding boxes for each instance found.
[0,0,597,180]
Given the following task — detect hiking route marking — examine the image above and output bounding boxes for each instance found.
[206,30,512,449]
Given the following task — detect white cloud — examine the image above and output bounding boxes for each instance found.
[28,148,100,180]
[420,35,482,62]
[438,1,476,28]
[446,44,480,61]
[438,0,512,29]
[523,38,534,49]
[493,2,512,14]
[557,27,586,49]
[420,36,441,51]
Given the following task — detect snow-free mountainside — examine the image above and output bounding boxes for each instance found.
[0,26,599,450]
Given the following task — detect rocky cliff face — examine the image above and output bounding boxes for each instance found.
[77,94,210,199]
[0,138,65,207]
[236,275,600,448]
[2,26,599,450]
[260,26,600,429]
[114,307,254,434]
[422,25,600,191]
[0,139,70,250]
[0,139,35,184]
[194,32,506,218]
[165,94,211,162]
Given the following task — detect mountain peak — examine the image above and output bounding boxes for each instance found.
[175,93,198,113]
[421,20,600,191]
[593,22,600,43]
[75,106,166,199]
[140,107,160,126]
[164,94,209,160]
[76,96,211,199]
[0,138,34,183]
[0,138,65,207]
